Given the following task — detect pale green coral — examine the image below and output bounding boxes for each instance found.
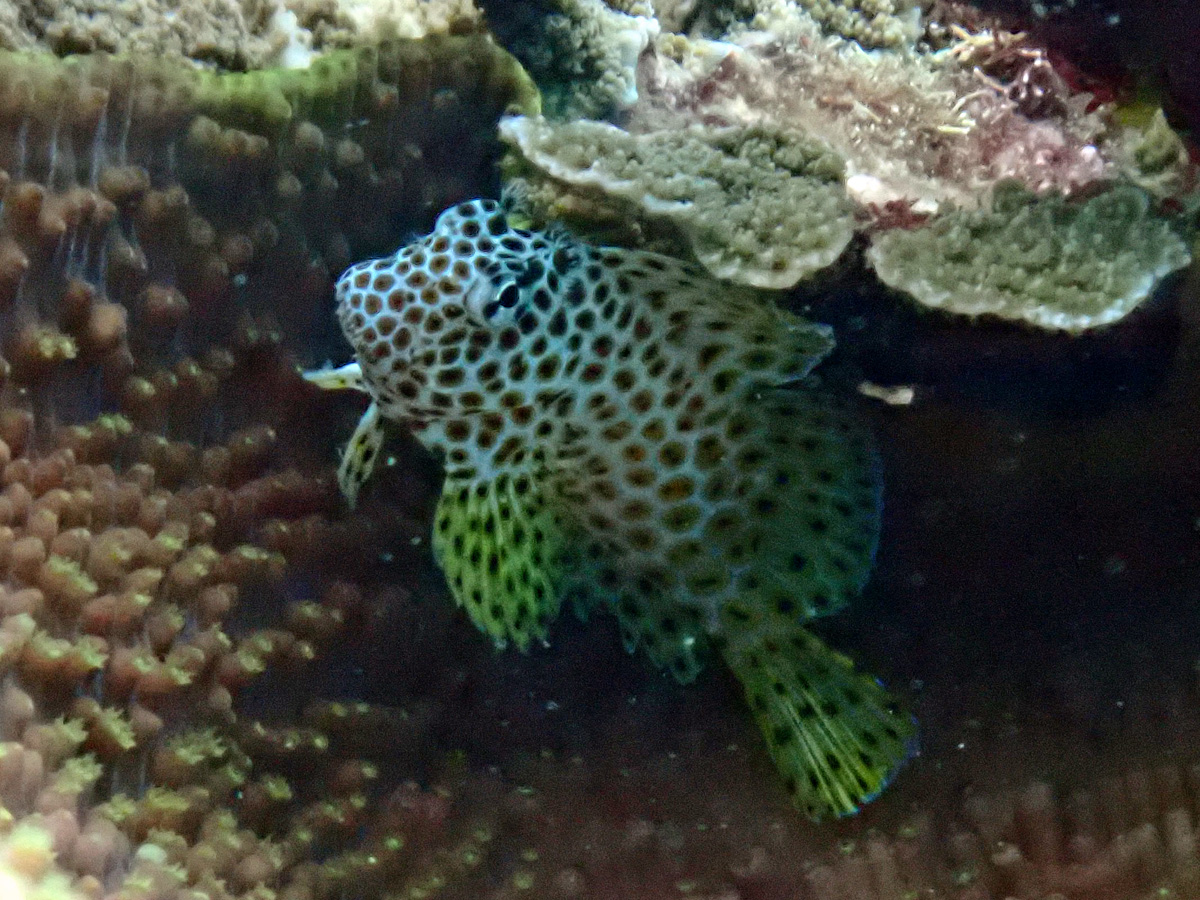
[488,0,657,120]
[2,33,539,135]
[865,181,1193,332]
[203,35,539,129]
[1115,109,1192,198]
[500,115,855,288]
[704,0,922,48]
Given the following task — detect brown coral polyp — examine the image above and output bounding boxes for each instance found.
[0,32,552,900]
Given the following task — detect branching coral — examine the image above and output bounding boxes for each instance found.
[865,181,1193,331]
[0,35,534,362]
[791,768,1200,900]
[0,32,545,900]
[500,115,856,287]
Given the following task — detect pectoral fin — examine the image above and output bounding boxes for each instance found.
[432,470,566,651]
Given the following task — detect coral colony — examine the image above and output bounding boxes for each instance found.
[0,0,1194,898]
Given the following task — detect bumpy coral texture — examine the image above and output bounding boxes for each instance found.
[282,0,483,54]
[715,0,923,48]
[0,38,543,899]
[0,0,483,69]
[502,1,1192,327]
[865,181,1193,331]
[629,5,1117,217]
[480,0,659,120]
[501,116,856,289]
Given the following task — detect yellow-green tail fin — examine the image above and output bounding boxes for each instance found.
[720,627,915,820]
[433,470,567,651]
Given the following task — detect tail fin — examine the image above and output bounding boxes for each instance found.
[720,627,915,820]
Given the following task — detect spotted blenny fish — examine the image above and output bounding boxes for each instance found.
[306,199,916,819]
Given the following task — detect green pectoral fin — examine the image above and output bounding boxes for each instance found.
[432,470,567,652]
[721,627,916,821]
[304,361,367,392]
[337,401,385,508]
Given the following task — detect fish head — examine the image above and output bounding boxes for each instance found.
[334,199,581,419]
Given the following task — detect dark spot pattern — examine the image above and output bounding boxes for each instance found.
[330,197,901,822]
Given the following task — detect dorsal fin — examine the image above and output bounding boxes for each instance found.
[597,247,835,393]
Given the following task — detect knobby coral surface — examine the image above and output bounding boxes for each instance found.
[498,0,1195,327]
[865,181,1193,331]
[629,6,1126,215]
[0,0,484,70]
[0,36,552,899]
[478,0,660,120]
[702,0,925,48]
[500,116,856,288]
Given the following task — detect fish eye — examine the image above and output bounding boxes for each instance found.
[497,283,520,308]
[481,282,519,320]
[464,275,521,325]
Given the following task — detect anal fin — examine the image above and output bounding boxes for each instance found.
[611,582,709,684]
[433,470,567,651]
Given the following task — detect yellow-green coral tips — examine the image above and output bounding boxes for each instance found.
[865,181,1192,332]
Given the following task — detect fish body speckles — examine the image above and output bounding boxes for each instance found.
[311,199,916,820]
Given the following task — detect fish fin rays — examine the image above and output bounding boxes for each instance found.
[720,627,916,821]
[433,469,567,651]
[304,361,368,393]
[747,388,883,621]
[337,401,385,508]
[611,584,709,684]
[637,261,835,389]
